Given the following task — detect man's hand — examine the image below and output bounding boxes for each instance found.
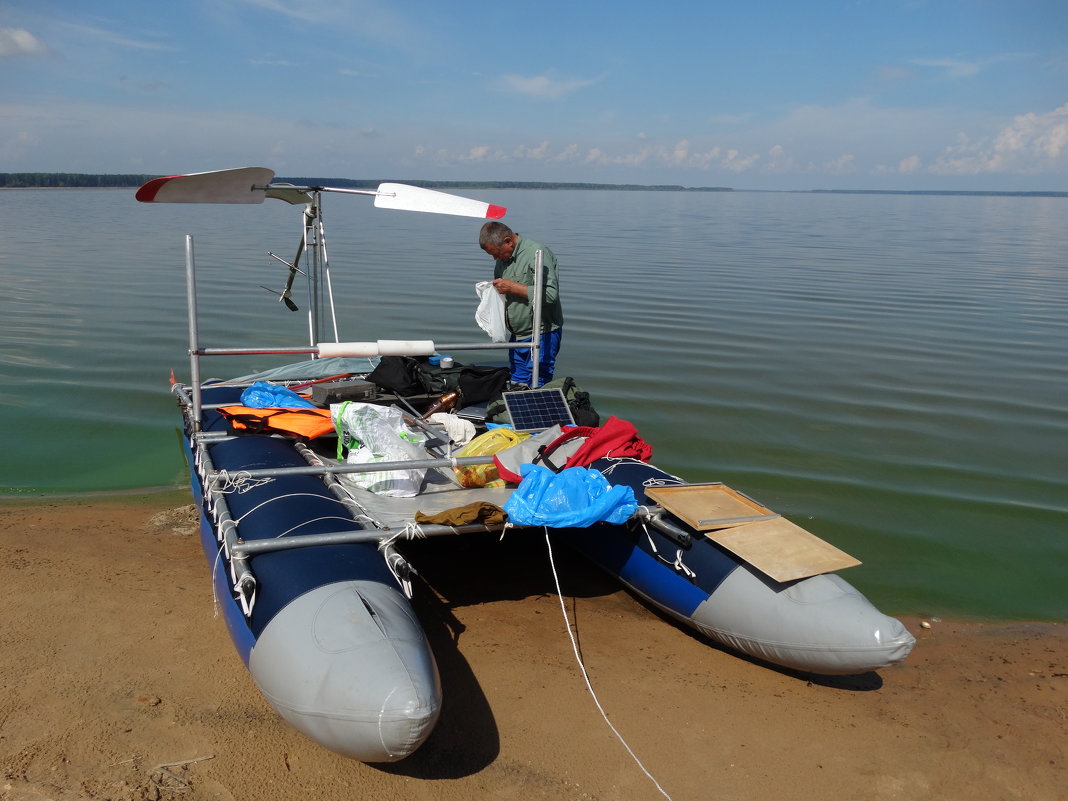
[492,278,528,298]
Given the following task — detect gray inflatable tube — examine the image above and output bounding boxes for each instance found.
[248,580,441,762]
[686,567,915,674]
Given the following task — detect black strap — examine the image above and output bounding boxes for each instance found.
[534,444,564,473]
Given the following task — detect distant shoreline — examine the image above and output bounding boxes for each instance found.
[0,173,1064,197]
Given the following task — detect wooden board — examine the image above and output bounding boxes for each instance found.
[645,483,860,582]
[644,483,777,530]
[709,516,861,583]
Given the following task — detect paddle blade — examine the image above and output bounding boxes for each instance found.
[136,167,275,204]
[373,183,506,219]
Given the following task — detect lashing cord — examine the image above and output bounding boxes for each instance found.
[543,529,674,800]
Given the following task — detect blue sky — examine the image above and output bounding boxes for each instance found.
[1,0,1065,190]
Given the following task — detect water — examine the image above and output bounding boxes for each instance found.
[1,188,1065,622]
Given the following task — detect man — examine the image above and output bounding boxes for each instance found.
[479,221,564,388]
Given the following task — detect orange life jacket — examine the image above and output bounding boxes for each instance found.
[217,405,335,440]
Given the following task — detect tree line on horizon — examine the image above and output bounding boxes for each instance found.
[0,172,734,192]
[0,173,159,188]
[3,173,1060,197]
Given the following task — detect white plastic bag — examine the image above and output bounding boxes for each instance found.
[331,402,428,497]
[475,281,508,342]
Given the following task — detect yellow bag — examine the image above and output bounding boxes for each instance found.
[454,428,530,487]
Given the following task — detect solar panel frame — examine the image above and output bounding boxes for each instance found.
[502,388,576,432]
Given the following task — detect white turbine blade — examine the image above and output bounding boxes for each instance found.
[136,167,275,204]
[373,183,506,219]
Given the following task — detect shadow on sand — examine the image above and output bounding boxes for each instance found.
[378,529,882,778]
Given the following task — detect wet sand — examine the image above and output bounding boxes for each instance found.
[0,494,1064,801]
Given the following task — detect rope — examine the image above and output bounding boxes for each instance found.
[543,529,674,801]
[270,515,361,539]
[640,518,697,581]
[206,469,274,495]
[377,521,429,549]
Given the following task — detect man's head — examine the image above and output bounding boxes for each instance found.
[479,221,517,262]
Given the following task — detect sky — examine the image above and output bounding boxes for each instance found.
[1,0,1066,191]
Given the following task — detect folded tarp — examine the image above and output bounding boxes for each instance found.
[502,464,637,528]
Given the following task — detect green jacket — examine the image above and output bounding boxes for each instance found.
[492,234,564,338]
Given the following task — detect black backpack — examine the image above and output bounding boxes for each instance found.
[366,356,426,395]
[457,365,510,405]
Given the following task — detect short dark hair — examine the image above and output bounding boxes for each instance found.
[479,221,514,248]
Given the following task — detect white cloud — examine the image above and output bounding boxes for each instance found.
[59,21,174,51]
[821,154,856,173]
[911,57,981,79]
[513,141,551,160]
[0,27,47,57]
[899,155,922,173]
[241,0,417,49]
[686,147,721,170]
[931,102,1068,175]
[457,145,506,163]
[583,147,605,164]
[721,149,760,172]
[496,73,600,100]
[549,144,580,162]
[413,136,767,175]
[665,140,690,166]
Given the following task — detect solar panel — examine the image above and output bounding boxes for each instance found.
[502,388,575,432]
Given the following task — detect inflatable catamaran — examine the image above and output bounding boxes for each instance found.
[138,168,914,763]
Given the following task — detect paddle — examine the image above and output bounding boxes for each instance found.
[136,168,507,219]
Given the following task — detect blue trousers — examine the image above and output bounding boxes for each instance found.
[508,329,563,387]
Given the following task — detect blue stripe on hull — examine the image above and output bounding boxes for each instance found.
[558,457,742,619]
[563,525,710,617]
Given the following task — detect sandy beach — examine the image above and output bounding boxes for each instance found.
[0,493,1064,801]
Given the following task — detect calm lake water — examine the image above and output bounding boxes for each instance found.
[2,187,1065,622]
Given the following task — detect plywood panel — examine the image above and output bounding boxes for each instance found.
[644,483,776,530]
[645,483,861,582]
[709,517,861,583]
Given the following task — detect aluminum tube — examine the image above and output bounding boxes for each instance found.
[185,236,204,432]
[531,249,544,388]
[231,522,500,557]
[211,453,495,481]
[195,438,254,589]
[195,340,534,357]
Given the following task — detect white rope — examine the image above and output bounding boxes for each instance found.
[209,542,225,617]
[378,521,428,551]
[226,492,347,526]
[640,518,697,581]
[642,476,685,488]
[543,530,674,801]
[376,522,429,598]
[206,469,273,495]
[270,515,361,539]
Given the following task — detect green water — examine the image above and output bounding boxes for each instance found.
[2,188,1065,621]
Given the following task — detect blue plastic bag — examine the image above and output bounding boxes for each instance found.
[240,381,317,409]
[503,464,637,528]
